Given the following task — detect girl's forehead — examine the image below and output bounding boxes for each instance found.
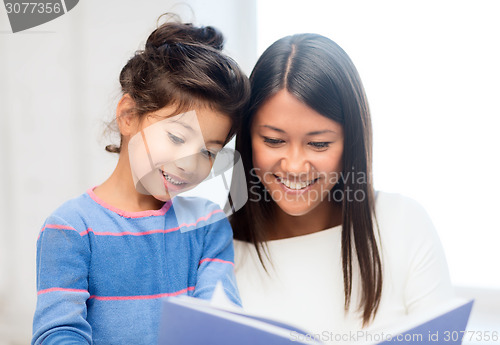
[144,108,230,145]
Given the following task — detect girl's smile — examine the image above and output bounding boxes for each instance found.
[160,169,190,193]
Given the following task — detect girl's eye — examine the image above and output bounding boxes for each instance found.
[309,142,332,150]
[168,132,185,145]
[201,149,217,160]
[263,137,285,146]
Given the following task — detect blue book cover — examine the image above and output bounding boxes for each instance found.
[158,291,473,345]
[375,300,474,345]
[157,296,321,345]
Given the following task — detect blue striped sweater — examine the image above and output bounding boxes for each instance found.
[32,188,241,344]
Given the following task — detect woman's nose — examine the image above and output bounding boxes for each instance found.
[280,145,310,175]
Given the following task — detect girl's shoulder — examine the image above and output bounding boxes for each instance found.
[170,196,229,230]
[39,191,97,236]
[49,191,94,218]
[172,195,221,214]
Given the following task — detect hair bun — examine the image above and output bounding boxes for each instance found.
[144,21,225,55]
[196,26,224,50]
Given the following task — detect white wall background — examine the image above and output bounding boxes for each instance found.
[0,1,256,343]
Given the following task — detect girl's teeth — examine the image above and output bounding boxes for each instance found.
[161,171,184,185]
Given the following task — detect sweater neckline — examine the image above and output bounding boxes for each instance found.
[86,186,172,218]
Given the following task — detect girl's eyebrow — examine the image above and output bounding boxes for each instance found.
[206,139,224,145]
[171,120,194,132]
[169,120,223,145]
[260,125,336,135]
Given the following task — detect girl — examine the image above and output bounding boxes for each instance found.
[32,17,250,344]
[230,33,453,343]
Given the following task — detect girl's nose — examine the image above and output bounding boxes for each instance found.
[174,153,198,174]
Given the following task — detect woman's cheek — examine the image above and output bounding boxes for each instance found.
[252,143,274,174]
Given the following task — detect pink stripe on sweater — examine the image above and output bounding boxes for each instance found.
[41,224,76,232]
[82,227,179,237]
[38,224,80,240]
[177,209,224,229]
[199,258,234,266]
[38,287,88,295]
[38,225,93,239]
[79,229,91,236]
[81,209,224,237]
[88,286,195,301]
[87,186,172,218]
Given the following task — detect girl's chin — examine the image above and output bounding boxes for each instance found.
[152,194,172,202]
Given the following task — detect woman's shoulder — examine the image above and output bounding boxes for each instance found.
[376,191,433,224]
[376,191,427,213]
[375,191,440,245]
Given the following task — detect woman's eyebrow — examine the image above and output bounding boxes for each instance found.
[306,129,336,135]
[260,125,285,133]
[260,125,336,136]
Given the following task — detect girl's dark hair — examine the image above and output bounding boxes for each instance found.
[229,33,382,326]
[106,15,250,153]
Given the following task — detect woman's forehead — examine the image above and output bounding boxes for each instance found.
[253,90,343,134]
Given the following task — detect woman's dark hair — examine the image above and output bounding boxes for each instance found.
[106,14,250,153]
[229,33,382,326]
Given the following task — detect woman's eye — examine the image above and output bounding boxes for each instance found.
[263,137,285,145]
[168,132,185,145]
[309,142,332,149]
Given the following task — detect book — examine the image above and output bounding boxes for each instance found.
[370,299,474,345]
[157,284,473,345]
[157,283,322,345]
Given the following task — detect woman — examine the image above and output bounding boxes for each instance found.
[230,33,453,342]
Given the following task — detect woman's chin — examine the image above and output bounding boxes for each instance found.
[274,200,319,217]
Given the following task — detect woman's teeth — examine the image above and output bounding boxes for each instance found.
[161,171,185,185]
[278,177,315,190]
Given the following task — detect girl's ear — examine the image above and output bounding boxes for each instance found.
[116,94,139,136]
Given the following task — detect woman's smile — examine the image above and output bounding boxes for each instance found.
[251,89,344,217]
[276,175,318,191]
